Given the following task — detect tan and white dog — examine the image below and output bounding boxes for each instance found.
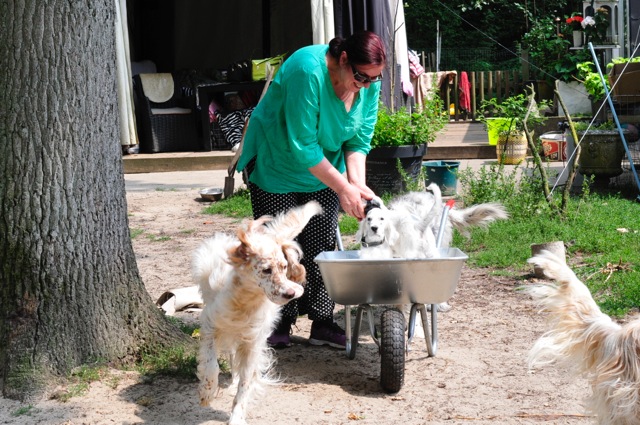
[527,250,640,425]
[193,201,322,425]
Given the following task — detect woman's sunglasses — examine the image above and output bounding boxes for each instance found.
[351,64,383,84]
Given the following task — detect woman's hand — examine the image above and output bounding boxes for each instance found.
[337,184,367,220]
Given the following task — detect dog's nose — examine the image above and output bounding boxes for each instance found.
[371,226,378,233]
[282,288,297,300]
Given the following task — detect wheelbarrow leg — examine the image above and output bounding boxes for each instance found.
[414,304,437,357]
[345,304,368,360]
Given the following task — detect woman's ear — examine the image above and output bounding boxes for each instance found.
[339,51,349,66]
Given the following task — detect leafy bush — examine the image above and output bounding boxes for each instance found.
[371,92,447,148]
[478,93,551,134]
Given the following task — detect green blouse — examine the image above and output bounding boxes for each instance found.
[237,44,381,193]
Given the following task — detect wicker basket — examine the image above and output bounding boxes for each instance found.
[133,74,201,153]
[496,131,527,165]
[210,121,230,150]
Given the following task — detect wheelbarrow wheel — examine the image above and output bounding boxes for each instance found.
[379,307,405,393]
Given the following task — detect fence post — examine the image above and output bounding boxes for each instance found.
[471,71,477,120]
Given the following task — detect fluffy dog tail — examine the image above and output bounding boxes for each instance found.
[526,251,640,423]
[192,233,237,304]
[263,201,323,241]
[447,202,508,237]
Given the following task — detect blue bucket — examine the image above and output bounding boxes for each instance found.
[423,160,460,196]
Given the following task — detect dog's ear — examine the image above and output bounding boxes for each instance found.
[355,217,365,242]
[282,242,306,284]
[364,196,387,215]
[266,201,323,240]
[228,220,258,265]
[384,212,401,247]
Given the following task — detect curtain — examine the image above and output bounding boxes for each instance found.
[311,0,335,44]
[115,0,137,146]
[388,0,411,98]
[332,0,410,109]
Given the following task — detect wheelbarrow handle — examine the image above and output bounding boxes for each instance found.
[435,200,456,248]
[336,226,345,251]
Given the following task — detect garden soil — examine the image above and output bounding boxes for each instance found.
[0,189,596,425]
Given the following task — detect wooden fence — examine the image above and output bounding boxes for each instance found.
[436,70,528,122]
[414,48,546,122]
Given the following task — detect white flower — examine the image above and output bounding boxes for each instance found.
[581,16,596,28]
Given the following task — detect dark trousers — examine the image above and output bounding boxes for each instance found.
[248,182,339,324]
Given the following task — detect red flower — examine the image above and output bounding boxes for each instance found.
[566,15,584,30]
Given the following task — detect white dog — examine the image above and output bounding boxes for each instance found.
[527,251,640,425]
[357,184,508,260]
[194,201,322,425]
[356,185,508,315]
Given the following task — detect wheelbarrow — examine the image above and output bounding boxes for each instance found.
[314,200,468,393]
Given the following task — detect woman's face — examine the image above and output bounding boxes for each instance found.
[348,63,385,92]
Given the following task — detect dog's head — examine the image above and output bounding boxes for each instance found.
[228,201,322,305]
[356,206,399,250]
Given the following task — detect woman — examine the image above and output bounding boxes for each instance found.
[237,30,386,348]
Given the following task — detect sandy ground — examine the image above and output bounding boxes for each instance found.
[0,187,596,425]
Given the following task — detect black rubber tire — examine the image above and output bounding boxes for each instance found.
[379,308,405,393]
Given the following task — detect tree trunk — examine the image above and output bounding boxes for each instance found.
[0,1,189,400]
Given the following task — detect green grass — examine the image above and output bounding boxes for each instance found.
[202,188,252,219]
[196,169,640,317]
[50,363,109,402]
[11,405,35,417]
[455,163,640,317]
[146,234,171,242]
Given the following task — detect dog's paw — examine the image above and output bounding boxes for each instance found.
[427,302,451,312]
[198,383,219,407]
[228,409,248,425]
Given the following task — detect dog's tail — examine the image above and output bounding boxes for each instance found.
[525,251,638,420]
[192,233,237,304]
[264,201,323,241]
[422,183,443,228]
[447,202,508,237]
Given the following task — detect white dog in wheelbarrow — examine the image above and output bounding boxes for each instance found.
[356,184,508,317]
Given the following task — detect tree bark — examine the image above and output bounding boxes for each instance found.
[0,1,190,400]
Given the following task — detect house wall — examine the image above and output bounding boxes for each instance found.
[128,0,312,73]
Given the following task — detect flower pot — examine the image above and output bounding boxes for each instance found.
[423,160,460,196]
[572,30,583,48]
[540,131,567,161]
[485,118,516,146]
[496,131,527,165]
[366,144,427,195]
[577,130,627,181]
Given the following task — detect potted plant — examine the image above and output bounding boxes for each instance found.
[566,14,584,47]
[575,57,640,120]
[366,93,447,195]
[574,120,630,184]
[478,93,550,164]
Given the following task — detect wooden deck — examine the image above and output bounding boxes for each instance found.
[122,121,494,174]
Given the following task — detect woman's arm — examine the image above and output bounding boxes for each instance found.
[309,157,370,220]
[345,151,374,199]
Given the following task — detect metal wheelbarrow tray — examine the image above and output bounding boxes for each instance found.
[314,246,468,393]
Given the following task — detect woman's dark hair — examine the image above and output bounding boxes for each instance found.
[328,31,386,66]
